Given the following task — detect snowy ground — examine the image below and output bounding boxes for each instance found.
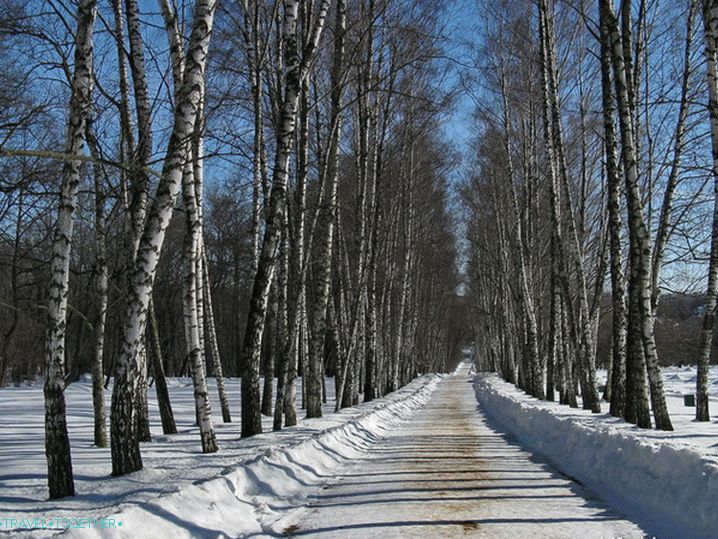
[597,366,718,455]
[2,364,655,538]
[287,363,645,538]
[2,365,714,537]
[473,366,718,539]
[0,375,437,536]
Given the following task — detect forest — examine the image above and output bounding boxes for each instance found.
[464,0,718,432]
[0,0,461,499]
[0,2,716,532]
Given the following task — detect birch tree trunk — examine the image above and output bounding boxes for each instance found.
[599,3,627,418]
[538,0,593,411]
[202,249,232,423]
[110,0,218,476]
[159,0,221,433]
[262,285,276,417]
[697,0,718,422]
[124,0,156,444]
[651,5,695,311]
[603,0,672,430]
[499,64,543,400]
[391,138,414,393]
[88,128,108,449]
[243,0,267,276]
[240,0,331,437]
[181,126,218,453]
[307,0,345,418]
[541,1,600,412]
[272,209,290,429]
[44,0,96,499]
[279,98,307,428]
[148,299,176,434]
[125,0,152,246]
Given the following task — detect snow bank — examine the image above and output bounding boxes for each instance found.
[473,373,718,539]
[45,375,441,538]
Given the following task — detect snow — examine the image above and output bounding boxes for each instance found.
[287,362,645,538]
[4,364,712,537]
[473,367,718,539]
[0,375,441,537]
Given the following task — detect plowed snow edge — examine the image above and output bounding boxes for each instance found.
[44,375,442,538]
[473,372,718,539]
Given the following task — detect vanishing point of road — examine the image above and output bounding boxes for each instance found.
[284,363,646,538]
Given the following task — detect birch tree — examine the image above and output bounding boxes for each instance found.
[110,0,219,476]
[599,0,628,418]
[240,0,331,438]
[602,0,673,430]
[306,0,346,418]
[697,0,718,422]
[43,0,97,499]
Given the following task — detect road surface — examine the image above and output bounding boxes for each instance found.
[283,364,646,538]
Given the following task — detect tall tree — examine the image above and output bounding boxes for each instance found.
[698,0,718,422]
[599,0,628,418]
[306,0,346,418]
[240,0,332,438]
[43,0,97,499]
[110,0,219,476]
[602,0,673,430]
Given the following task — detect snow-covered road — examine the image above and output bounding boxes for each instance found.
[282,364,646,538]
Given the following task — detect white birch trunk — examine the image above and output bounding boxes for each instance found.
[697,0,718,422]
[182,128,218,453]
[110,0,218,476]
[240,0,331,437]
[44,0,97,499]
[603,0,672,430]
[202,248,232,423]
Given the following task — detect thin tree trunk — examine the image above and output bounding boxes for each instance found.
[181,89,218,452]
[0,184,23,387]
[499,64,543,399]
[202,249,231,423]
[86,125,108,449]
[262,285,276,417]
[604,0,672,430]
[599,4,628,418]
[241,0,331,437]
[273,210,290,429]
[124,0,156,446]
[307,0,346,418]
[651,5,695,310]
[149,299,176,434]
[44,0,97,499]
[540,1,599,412]
[697,0,718,422]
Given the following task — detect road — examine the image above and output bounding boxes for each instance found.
[283,364,646,538]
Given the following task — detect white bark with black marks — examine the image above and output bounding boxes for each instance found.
[110,0,218,476]
[599,2,627,418]
[44,0,97,499]
[240,0,331,437]
[603,0,672,430]
[698,0,718,422]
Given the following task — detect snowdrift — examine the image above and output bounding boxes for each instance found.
[50,375,441,538]
[473,373,718,539]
